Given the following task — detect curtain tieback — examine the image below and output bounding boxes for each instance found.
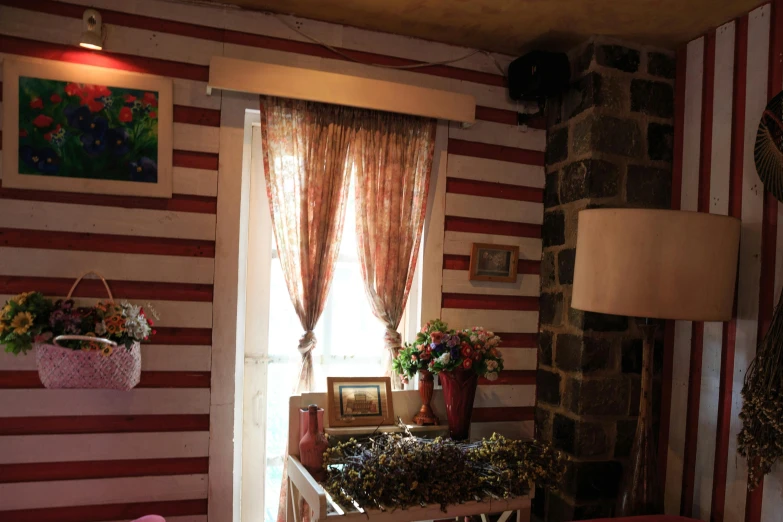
[298,330,317,357]
[384,328,402,356]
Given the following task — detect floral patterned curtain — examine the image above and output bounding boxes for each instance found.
[260,96,356,522]
[349,111,437,389]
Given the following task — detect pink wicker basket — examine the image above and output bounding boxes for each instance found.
[35,271,141,391]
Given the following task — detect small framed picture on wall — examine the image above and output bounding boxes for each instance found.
[469,243,519,282]
[2,58,173,198]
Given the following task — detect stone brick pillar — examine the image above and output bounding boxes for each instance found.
[534,38,674,521]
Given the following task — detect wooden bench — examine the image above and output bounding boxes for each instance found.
[286,389,532,522]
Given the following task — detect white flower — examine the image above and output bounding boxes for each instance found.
[486,360,498,371]
[485,372,498,381]
[478,333,487,342]
[95,321,107,336]
[436,352,451,365]
[470,334,478,343]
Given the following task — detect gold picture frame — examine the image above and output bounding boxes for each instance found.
[469,242,519,282]
[326,376,395,428]
[2,58,173,198]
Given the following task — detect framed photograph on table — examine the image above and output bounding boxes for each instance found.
[469,243,519,282]
[327,376,395,428]
[2,58,172,198]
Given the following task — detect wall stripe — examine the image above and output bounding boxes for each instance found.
[446,178,543,203]
[0,370,211,388]
[681,28,715,518]
[0,228,215,257]
[712,18,748,522]
[444,216,542,238]
[494,333,538,348]
[448,139,545,166]
[173,150,220,171]
[477,370,536,386]
[659,43,688,494]
[446,154,545,189]
[0,499,208,522]
[0,276,213,301]
[441,293,538,311]
[0,415,210,435]
[472,406,534,422]
[0,457,209,483]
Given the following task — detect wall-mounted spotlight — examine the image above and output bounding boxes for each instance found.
[80,9,103,50]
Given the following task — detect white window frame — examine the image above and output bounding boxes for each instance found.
[240,113,444,521]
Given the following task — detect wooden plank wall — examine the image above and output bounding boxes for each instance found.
[662,2,783,522]
[0,0,542,520]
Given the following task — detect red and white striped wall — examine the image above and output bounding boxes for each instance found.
[662,2,783,521]
[440,123,544,440]
[0,0,541,520]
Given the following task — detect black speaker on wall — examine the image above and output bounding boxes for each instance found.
[508,50,571,102]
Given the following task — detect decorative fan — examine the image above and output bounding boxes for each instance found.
[755,90,783,201]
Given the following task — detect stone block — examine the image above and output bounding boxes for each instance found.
[562,459,625,501]
[545,172,560,207]
[539,329,554,367]
[558,248,577,284]
[573,114,643,158]
[648,122,674,162]
[543,210,566,247]
[541,250,557,289]
[574,42,595,76]
[631,79,674,118]
[583,311,629,332]
[557,335,615,374]
[540,292,564,326]
[615,419,638,458]
[621,339,643,373]
[567,376,630,415]
[596,44,640,73]
[536,404,553,440]
[537,368,562,406]
[563,72,600,119]
[648,51,676,79]
[554,413,612,457]
[561,159,620,203]
[627,165,672,208]
[628,375,641,416]
[547,126,569,165]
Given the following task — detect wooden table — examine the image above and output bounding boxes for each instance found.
[286,390,532,522]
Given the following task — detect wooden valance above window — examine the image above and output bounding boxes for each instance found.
[207,57,476,124]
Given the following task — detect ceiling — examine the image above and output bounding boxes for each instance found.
[214,0,763,55]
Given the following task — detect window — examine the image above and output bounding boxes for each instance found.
[242,120,421,521]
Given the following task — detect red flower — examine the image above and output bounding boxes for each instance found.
[461,346,473,357]
[44,131,52,141]
[420,351,431,361]
[124,94,137,103]
[86,85,111,98]
[50,94,62,104]
[142,92,158,107]
[87,99,105,113]
[19,129,27,137]
[64,83,82,96]
[472,352,481,361]
[32,114,53,128]
[463,358,473,369]
[148,319,154,326]
[149,111,157,119]
[119,107,133,123]
[30,97,44,109]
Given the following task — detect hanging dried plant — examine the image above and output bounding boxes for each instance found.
[322,426,566,512]
[738,290,783,489]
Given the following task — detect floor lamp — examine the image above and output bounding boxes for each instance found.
[570,208,741,516]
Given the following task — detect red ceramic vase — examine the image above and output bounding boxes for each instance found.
[439,368,479,440]
[299,404,328,481]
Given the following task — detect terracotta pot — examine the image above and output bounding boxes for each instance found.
[413,369,439,425]
[299,404,328,481]
[439,368,478,440]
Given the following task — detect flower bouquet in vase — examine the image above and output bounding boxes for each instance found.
[393,319,504,439]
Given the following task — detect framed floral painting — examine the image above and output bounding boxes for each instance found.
[2,59,172,198]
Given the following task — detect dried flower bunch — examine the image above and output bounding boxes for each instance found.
[392,319,504,384]
[738,295,783,489]
[1,292,158,356]
[322,429,566,512]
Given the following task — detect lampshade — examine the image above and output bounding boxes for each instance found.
[571,208,741,322]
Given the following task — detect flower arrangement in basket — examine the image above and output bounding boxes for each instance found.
[0,271,157,390]
[393,319,504,438]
